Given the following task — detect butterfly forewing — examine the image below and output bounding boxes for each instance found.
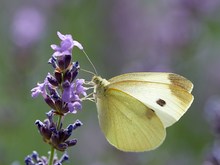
[108,81,193,127]
[108,72,193,93]
[96,88,166,152]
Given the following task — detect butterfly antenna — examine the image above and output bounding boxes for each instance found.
[81,68,96,76]
[82,50,98,75]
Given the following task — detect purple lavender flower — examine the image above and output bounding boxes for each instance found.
[25,150,69,165]
[67,101,82,114]
[204,96,220,135]
[62,79,87,113]
[75,79,87,96]
[31,77,48,98]
[51,31,83,58]
[62,79,87,102]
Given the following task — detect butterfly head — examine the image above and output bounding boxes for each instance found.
[92,76,110,98]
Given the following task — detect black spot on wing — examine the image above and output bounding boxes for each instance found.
[156,99,166,107]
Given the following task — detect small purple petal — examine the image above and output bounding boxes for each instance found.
[57,31,66,40]
[68,101,82,113]
[75,79,87,96]
[62,81,71,102]
[73,40,83,50]
[50,44,58,50]
[60,39,73,51]
[31,81,47,98]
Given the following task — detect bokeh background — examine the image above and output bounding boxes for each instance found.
[1,0,220,165]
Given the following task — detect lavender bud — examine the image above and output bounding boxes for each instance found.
[60,153,69,163]
[65,139,77,147]
[73,120,83,130]
[46,110,54,123]
[47,74,58,86]
[60,103,69,114]
[70,61,80,82]
[51,133,60,147]
[63,70,71,82]
[63,55,71,68]
[57,59,65,70]
[24,155,33,165]
[54,99,63,113]
[55,71,62,84]
[35,120,44,129]
[31,151,39,161]
[57,143,68,151]
[48,57,57,69]
[44,95,56,110]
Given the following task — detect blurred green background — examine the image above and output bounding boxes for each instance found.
[1,0,220,164]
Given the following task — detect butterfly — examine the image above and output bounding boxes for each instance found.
[91,72,194,152]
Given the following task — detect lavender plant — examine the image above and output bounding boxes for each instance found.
[25,31,87,165]
[204,96,220,165]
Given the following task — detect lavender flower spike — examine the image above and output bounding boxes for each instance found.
[51,31,83,58]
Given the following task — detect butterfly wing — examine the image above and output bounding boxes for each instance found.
[96,88,166,152]
[108,80,194,128]
[109,72,193,93]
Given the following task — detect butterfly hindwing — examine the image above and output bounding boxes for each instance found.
[96,88,166,152]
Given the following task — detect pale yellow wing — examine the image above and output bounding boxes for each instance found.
[108,81,194,128]
[108,72,193,93]
[96,88,166,152]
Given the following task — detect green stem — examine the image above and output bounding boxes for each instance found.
[48,115,63,165]
[57,115,63,130]
[48,146,55,165]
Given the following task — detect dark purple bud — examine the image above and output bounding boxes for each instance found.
[60,129,71,142]
[58,128,65,135]
[73,61,79,69]
[57,57,65,70]
[65,139,77,147]
[55,71,62,84]
[47,85,60,101]
[72,120,83,130]
[46,110,54,123]
[57,55,71,71]
[60,153,69,163]
[48,57,57,68]
[56,163,62,165]
[54,99,63,112]
[44,95,56,110]
[62,80,70,89]
[35,119,52,140]
[47,74,58,86]
[64,55,71,68]
[42,128,52,141]
[31,151,39,161]
[67,124,74,133]
[24,155,33,165]
[35,120,44,129]
[70,61,80,82]
[51,132,60,147]
[63,70,71,82]
[60,103,69,114]
[57,143,68,151]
